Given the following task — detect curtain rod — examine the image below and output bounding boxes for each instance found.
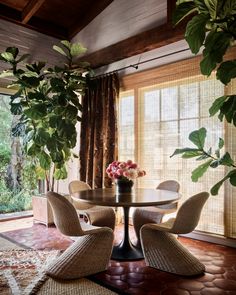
[91,48,191,79]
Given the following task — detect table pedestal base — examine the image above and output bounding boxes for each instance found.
[111,206,144,261]
[112,243,143,261]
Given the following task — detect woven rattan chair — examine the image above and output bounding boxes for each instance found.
[133,180,180,245]
[46,192,114,279]
[140,191,209,276]
[69,180,116,230]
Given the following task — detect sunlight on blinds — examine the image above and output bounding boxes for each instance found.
[118,90,135,162]
[119,75,229,236]
[225,79,236,238]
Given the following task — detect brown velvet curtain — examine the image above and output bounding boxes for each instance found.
[79,73,119,188]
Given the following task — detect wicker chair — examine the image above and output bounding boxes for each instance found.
[46,192,114,279]
[133,180,180,245]
[140,192,209,276]
[69,180,116,230]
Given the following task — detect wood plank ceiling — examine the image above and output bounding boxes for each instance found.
[0,0,114,39]
[0,0,186,69]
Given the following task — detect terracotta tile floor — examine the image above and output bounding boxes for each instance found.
[1,218,236,294]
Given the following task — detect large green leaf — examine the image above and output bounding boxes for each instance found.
[50,77,65,91]
[170,147,201,157]
[61,40,71,49]
[209,95,228,116]
[28,91,45,101]
[210,160,220,168]
[200,31,232,76]
[53,45,67,57]
[6,47,19,58]
[39,151,51,170]
[173,1,196,25]
[229,170,236,186]
[34,128,50,146]
[35,166,47,179]
[49,115,60,128]
[194,0,209,13]
[26,141,40,156]
[0,70,14,78]
[221,96,236,123]
[70,43,87,57]
[211,175,229,195]
[50,151,64,163]
[64,104,78,120]
[218,138,224,149]
[54,165,67,180]
[24,104,47,120]
[191,159,213,182]
[219,152,234,166]
[204,0,218,19]
[182,150,203,158]
[185,14,209,54]
[211,169,236,195]
[1,52,14,62]
[21,76,40,88]
[189,127,206,149]
[216,60,236,85]
[220,0,236,18]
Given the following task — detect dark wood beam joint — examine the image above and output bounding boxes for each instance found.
[69,0,114,38]
[0,3,67,40]
[167,0,177,24]
[0,4,22,22]
[22,0,46,24]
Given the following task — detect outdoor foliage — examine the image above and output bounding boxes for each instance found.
[0,40,90,191]
[0,95,37,213]
[172,0,236,194]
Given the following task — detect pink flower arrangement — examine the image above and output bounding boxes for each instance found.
[106,160,146,182]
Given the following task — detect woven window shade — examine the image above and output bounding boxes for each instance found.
[118,90,135,162]
[118,50,236,238]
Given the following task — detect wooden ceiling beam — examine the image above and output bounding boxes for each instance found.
[80,0,185,69]
[81,23,185,69]
[22,0,46,24]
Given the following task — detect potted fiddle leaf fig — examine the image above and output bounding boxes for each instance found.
[0,40,90,224]
[171,0,236,195]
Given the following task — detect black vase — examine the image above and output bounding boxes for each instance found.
[116,179,134,193]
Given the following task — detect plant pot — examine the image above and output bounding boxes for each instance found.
[32,195,54,226]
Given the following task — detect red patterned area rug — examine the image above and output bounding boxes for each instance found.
[0,248,59,294]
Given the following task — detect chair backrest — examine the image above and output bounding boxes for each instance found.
[156,180,180,192]
[156,180,180,210]
[47,192,84,237]
[171,192,209,234]
[69,180,91,195]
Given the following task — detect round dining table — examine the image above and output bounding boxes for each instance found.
[73,187,180,261]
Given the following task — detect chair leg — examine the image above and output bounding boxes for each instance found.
[46,229,114,279]
[133,208,163,245]
[140,226,205,276]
